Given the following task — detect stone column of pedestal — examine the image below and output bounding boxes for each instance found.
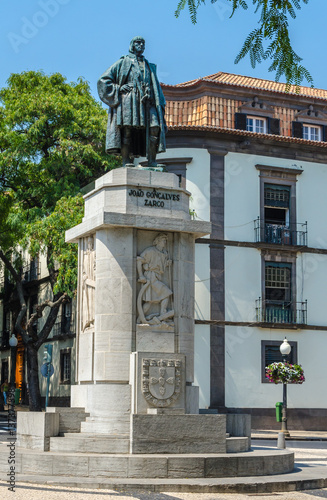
[66,167,211,437]
[71,227,134,436]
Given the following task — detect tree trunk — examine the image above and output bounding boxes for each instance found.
[26,343,42,411]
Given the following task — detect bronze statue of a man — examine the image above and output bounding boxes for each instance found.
[97,36,166,168]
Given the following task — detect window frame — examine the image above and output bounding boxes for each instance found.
[261,340,298,383]
[265,263,292,304]
[1,359,9,385]
[60,348,71,385]
[303,124,322,142]
[261,252,297,321]
[246,115,267,134]
[256,164,303,246]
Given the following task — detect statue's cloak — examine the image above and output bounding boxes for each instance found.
[97,54,166,157]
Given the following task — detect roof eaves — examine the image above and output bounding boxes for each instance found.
[162,77,327,102]
[167,125,327,147]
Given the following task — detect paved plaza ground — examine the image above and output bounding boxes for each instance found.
[1,408,326,499]
[1,483,327,500]
[0,439,326,499]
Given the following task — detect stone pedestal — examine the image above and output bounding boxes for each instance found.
[66,167,211,445]
[13,166,295,483]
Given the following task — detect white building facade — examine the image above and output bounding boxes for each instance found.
[157,73,327,429]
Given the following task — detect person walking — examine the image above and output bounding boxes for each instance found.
[1,379,9,406]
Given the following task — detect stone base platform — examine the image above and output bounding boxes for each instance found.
[7,465,327,495]
[0,445,293,480]
[49,433,249,454]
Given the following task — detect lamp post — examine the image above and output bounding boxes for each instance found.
[280,337,291,437]
[9,334,18,406]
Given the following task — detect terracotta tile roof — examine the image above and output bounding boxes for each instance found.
[168,125,327,148]
[163,72,327,146]
[164,71,327,100]
[165,96,244,129]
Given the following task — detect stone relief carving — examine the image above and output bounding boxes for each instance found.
[81,236,96,331]
[142,358,182,407]
[136,233,174,329]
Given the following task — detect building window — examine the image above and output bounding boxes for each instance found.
[263,184,291,244]
[60,348,71,384]
[246,116,266,134]
[1,359,9,384]
[265,263,291,304]
[264,262,293,323]
[29,295,38,334]
[5,311,11,332]
[292,121,326,141]
[261,340,297,383]
[255,164,307,247]
[256,251,307,326]
[264,262,294,323]
[30,256,40,281]
[303,124,321,141]
[52,302,74,338]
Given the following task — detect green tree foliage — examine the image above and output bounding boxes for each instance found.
[175,0,313,87]
[0,71,118,410]
[27,195,84,297]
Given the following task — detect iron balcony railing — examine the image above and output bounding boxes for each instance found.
[255,298,307,325]
[0,261,40,287]
[51,313,75,338]
[22,260,40,282]
[254,218,307,246]
[0,330,10,349]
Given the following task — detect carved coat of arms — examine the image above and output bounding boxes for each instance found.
[142,358,182,407]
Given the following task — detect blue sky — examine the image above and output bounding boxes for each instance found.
[1,0,326,99]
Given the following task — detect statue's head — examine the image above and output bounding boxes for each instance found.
[153,233,168,249]
[87,236,94,250]
[129,36,145,56]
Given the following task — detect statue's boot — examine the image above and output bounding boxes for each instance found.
[121,129,134,167]
[147,133,159,168]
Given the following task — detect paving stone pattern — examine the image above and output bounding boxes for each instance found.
[1,482,327,500]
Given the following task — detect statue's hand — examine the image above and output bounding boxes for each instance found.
[120,84,133,94]
[138,276,147,284]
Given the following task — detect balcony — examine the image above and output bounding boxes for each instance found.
[51,313,75,338]
[254,218,307,246]
[22,260,40,282]
[256,298,307,326]
[0,330,10,349]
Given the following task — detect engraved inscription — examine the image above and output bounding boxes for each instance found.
[128,188,180,208]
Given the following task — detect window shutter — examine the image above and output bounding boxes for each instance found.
[235,112,247,130]
[268,118,280,135]
[265,346,293,366]
[292,121,303,138]
[322,126,327,142]
[264,184,290,208]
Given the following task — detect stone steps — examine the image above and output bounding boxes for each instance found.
[49,435,130,454]
[226,436,250,453]
[81,417,130,435]
[63,432,129,439]
[46,407,90,434]
[50,435,249,454]
[6,468,327,494]
[2,444,293,479]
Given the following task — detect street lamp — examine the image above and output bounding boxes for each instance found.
[280,337,291,437]
[9,334,18,405]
